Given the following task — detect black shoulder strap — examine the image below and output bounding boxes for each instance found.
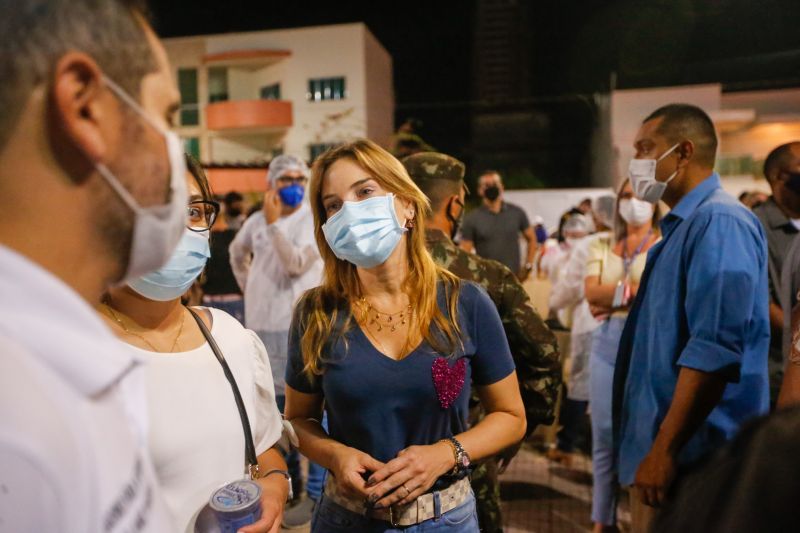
[187,307,259,473]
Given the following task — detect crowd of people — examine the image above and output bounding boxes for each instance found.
[3,2,800,533]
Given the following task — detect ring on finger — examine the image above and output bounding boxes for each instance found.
[401,484,411,497]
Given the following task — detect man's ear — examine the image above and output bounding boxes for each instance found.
[676,140,695,170]
[446,194,459,215]
[48,52,116,184]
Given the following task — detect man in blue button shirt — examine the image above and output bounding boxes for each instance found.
[613,104,770,531]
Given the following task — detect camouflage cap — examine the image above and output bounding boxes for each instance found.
[401,152,467,190]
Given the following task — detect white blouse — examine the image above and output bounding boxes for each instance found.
[137,307,283,532]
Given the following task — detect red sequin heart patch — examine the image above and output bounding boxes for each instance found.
[431,357,466,409]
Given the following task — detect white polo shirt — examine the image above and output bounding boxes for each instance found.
[0,245,171,533]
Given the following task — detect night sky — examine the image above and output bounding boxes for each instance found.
[152,1,474,114]
[152,0,800,187]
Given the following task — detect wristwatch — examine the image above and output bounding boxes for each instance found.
[258,469,293,502]
[441,437,471,475]
[524,262,534,271]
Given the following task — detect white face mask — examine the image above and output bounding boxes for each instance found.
[618,198,654,227]
[95,76,188,282]
[628,143,679,204]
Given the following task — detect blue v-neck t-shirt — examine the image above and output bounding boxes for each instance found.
[285,281,516,464]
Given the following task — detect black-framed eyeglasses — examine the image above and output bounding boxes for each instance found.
[187,200,220,231]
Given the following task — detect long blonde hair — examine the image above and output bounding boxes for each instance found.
[297,139,462,378]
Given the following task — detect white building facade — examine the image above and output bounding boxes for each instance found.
[163,23,394,192]
[608,83,800,196]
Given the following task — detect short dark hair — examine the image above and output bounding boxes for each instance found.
[185,153,213,202]
[416,178,462,214]
[643,104,718,167]
[764,142,800,181]
[0,0,157,150]
[479,170,502,182]
[223,191,243,205]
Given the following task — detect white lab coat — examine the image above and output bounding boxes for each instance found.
[229,205,322,392]
[548,233,609,401]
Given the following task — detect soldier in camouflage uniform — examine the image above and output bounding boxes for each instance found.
[402,152,562,533]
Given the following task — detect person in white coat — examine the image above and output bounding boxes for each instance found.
[230,155,323,401]
[547,199,615,462]
[229,154,324,521]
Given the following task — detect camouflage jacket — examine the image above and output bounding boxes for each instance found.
[426,229,561,431]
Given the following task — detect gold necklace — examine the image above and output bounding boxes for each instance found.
[357,298,414,358]
[358,297,412,333]
[103,303,186,353]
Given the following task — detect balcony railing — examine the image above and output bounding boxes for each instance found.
[206,100,293,131]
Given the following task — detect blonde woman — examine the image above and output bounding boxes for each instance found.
[284,140,526,532]
[584,179,660,532]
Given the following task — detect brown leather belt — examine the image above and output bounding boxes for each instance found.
[323,476,471,526]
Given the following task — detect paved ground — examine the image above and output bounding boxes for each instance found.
[280,446,629,532]
[499,446,630,533]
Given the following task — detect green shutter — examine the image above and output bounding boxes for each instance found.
[183,137,200,159]
[178,68,199,126]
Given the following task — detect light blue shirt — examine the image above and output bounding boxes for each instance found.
[613,173,770,486]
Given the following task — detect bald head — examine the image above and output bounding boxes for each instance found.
[764,142,800,182]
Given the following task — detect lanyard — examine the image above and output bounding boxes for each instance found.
[622,230,652,277]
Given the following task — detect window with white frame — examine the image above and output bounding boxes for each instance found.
[307,77,346,102]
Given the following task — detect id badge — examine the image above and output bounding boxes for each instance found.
[612,281,625,308]
[613,281,632,308]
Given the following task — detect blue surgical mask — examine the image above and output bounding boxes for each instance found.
[322,193,407,268]
[279,184,305,207]
[128,228,210,301]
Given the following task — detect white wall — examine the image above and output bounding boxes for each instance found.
[204,23,369,159]
[503,188,615,234]
[611,84,721,179]
[227,68,257,101]
[164,23,395,162]
[364,26,395,148]
[210,134,274,162]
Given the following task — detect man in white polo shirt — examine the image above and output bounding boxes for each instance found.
[0,1,184,531]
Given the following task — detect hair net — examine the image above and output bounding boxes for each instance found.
[593,194,616,229]
[563,213,594,235]
[268,154,310,185]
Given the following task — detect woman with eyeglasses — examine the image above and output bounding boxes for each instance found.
[98,155,290,533]
[284,140,526,532]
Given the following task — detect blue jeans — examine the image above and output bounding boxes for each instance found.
[311,493,479,532]
[202,296,244,324]
[306,413,329,501]
[589,316,626,526]
[276,394,327,501]
[275,394,302,496]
